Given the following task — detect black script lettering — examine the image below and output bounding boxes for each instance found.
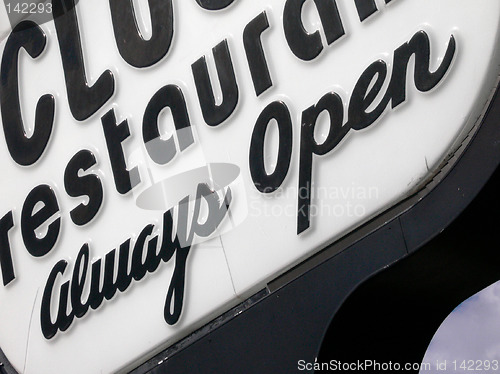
[192,39,239,126]
[388,30,456,109]
[293,30,456,234]
[0,21,54,166]
[354,0,377,22]
[298,92,345,234]
[64,150,104,226]
[102,109,141,195]
[348,60,390,131]
[71,239,135,315]
[143,85,194,165]
[176,183,232,247]
[354,0,393,22]
[165,183,231,324]
[40,260,74,339]
[52,0,115,121]
[0,211,15,286]
[283,0,344,61]
[243,11,272,96]
[21,184,61,257]
[41,185,232,339]
[87,258,104,309]
[109,0,174,68]
[195,0,235,11]
[130,224,159,281]
[70,243,90,318]
[250,101,293,193]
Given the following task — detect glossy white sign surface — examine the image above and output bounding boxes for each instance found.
[0,0,499,373]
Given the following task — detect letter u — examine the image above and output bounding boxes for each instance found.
[192,39,239,126]
[109,0,174,68]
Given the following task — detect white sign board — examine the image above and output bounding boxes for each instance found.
[0,0,499,372]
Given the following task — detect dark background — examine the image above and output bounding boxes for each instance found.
[318,163,500,372]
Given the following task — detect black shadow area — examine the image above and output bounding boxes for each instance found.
[318,164,500,373]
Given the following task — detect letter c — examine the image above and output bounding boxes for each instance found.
[0,21,55,166]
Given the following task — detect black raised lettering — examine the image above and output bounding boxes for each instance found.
[21,184,61,257]
[250,101,293,193]
[388,31,456,109]
[298,92,346,234]
[354,0,392,22]
[88,258,104,310]
[102,250,118,300]
[192,39,239,126]
[131,224,158,281]
[283,0,344,61]
[41,186,231,338]
[195,0,235,10]
[163,246,188,325]
[158,211,181,262]
[348,60,390,130]
[114,240,133,292]
[0,21,54,166]
[71,244,90,318]
[164,184,231,325]
[0,211,15,286]
[191,184,232,238]
[243,11,272,96]
[109,0,174,68]
[143,85,194,165]
[64,150,103,226]
[354,0,377,21]
[102,109,141,195]
[41,260,73,339]
[52,0,115,121]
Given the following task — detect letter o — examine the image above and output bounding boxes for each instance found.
[249,101,293,193]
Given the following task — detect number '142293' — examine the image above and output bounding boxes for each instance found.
[5,2,52,14]
[452,360,499,371]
